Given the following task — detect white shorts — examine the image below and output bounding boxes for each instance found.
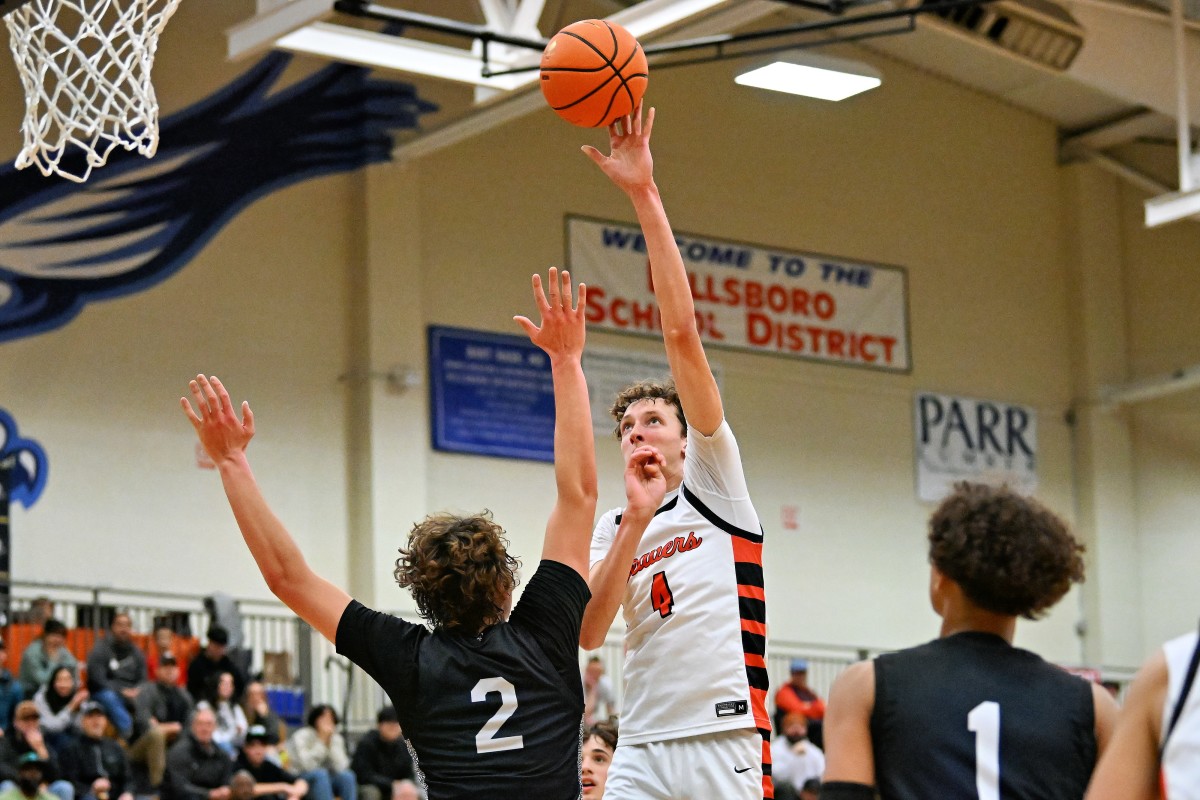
[604,728,771,800]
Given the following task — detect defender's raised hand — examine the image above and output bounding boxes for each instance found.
[581,102,655,195]
[180,375,255,465]
[514,267,587,363]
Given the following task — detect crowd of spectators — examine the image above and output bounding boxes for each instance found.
[2,600,831,800]
[1,611,419,800]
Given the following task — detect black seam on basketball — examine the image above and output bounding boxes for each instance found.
[597,22,639,127]
[551,70,621,112]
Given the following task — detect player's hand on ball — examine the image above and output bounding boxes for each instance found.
[582,102,655,194]
[180,374,255,465]
[624,445,666,519]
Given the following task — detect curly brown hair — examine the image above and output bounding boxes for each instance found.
[928,482,1085,620]
[394,511,520,632]
[609,380,687,439]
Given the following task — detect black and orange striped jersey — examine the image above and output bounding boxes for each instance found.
[590,420,769,754]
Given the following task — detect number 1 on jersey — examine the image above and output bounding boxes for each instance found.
[650,571,675,618]
[968,701,1000,800]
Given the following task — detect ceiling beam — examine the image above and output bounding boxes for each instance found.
[390,0,782,162]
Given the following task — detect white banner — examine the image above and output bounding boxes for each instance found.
[914,391,1038,502]
[567,216,910,372]
[582,347,723,437]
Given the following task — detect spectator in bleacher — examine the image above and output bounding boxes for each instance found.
[350,706,412,800]
[163,706,232,800]
[286,707,355,800]
[582,657,617,729]
[57,702,132,800]
[187,629,245,706]
[19,622,76,700]
[32,668,87,754]
[5,702,73,800]
[774,659,826,748]
[84,613,144,741]
[0,752,58,800]
[240,683,284,752]
[206,674,247,758]
[0,638,26,736]
[234,726,307,800]
[770,712,825,800]
[148,625,196,689]
[228,772,254,800]
[129,653,194,794]
[14,599,54,627]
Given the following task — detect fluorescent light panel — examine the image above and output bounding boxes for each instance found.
[736,57,881,101]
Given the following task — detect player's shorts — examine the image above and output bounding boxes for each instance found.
[604,727,769,800]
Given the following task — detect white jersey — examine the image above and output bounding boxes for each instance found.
[1162,630,1200,800]
[590,420,768,746]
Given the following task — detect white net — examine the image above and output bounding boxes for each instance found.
[4,0,182,183]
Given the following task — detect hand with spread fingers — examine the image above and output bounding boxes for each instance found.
[180,375,255,466]
[514,266,587,364]
[581,102,655,195]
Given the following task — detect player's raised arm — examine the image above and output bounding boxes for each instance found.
[583,103,722,436]
[579,445,666,649]
[1084,651,1168,800]
[514,268,598,578]
[181,375,351,644]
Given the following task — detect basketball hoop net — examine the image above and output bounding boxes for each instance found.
[4,0,182,183]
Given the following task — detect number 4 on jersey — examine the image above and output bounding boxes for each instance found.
[650,571,675,618]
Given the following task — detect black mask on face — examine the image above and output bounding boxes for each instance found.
[785,733,807,745]
[17,775,41,795]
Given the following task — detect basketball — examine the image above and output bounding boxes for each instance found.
[540,19,648,128]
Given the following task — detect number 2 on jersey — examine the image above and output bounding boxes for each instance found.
[968,701,1000,800]
[471,677,524,754]
[650,571,675,618]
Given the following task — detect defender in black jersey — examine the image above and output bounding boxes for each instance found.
[821,482,1118,800]
[181,269,666,800]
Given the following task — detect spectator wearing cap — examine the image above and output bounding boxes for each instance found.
[32,668,87,754]
[0,753,57,800]
[5,701,73,800]
[57,702,131,800]
[187,628,245,705]
[130,652,194,792]
[163,706,232,800]
[240,683,284,758]
[84,613,144,740]
[148,624,197,690]
[18,621,77,701]
[0,638,26,736]
[774,658,827,748]
[234,726,307,800]
[350,707,413,800]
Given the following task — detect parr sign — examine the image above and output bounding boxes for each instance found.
[567,216,910,372]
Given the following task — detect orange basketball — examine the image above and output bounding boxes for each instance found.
[540,20,648,128]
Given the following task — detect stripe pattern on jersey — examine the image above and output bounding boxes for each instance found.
[683,485,773,798]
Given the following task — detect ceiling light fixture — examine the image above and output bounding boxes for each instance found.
[735,52,881,101]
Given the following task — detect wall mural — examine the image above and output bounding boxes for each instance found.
[0,52,438,343]
[0,408,46,509]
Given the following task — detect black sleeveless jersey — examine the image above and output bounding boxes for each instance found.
[337,560,590,800]
[870,632,1097,800]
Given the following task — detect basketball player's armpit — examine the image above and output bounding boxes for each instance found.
[818,781,876,800]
